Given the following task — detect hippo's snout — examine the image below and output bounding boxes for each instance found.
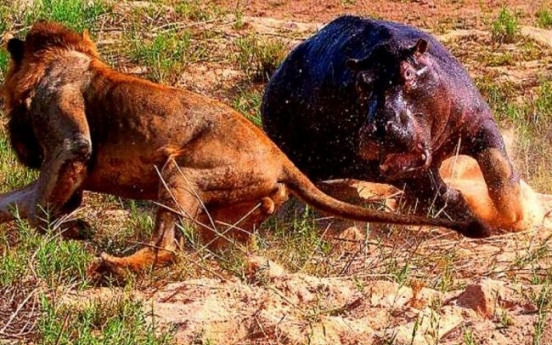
[359,112,417,152]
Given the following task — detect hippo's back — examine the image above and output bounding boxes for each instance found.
[261,15,467,181]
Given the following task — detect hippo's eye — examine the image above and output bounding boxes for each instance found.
[355,71,375,98]
[359,71,375,86]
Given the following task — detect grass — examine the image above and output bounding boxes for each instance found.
[232,86,263,127]
[234,34,286,82]
[0,0,551,344]
[536,8,552,28]
[491,7,519,43]
[260,205,335,275]
[463,328,477,345]
[129,29,199,84]
[11,0,110,32]
[173,0,227,21]
[39,295,174,345]
[0,132,39,191]
[0,4,10,34]
[0,215,92,288]
[0,49,9,76]
[532,283,552,345]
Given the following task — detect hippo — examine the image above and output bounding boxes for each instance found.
[261,15,526,230]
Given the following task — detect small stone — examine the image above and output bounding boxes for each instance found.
[456,279,506,319]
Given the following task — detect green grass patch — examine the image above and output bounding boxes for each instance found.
[528,281,552,345]
[477,78,552,130]
[257,204,335,276]
[0,132,39,192]
[0,50,10,84]
[39,295,174,345]
[534,81,552,122]
[536,8,552,28]
[17,0,110,32]
[484,51,514,67]
[35,231,92,287]
[129,29,206,83]
[518,40,547,61]
[475,76,519,122]
[0,4,11,33]
[232,87,263,127]
[491,7,519,44]
[234,34,286,82]
[173,0,227,21]
[0,217,92,288]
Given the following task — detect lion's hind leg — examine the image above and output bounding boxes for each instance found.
[98,209,183,275]
[95,162,202,275]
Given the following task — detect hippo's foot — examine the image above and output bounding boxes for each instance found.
[403,182,493,236]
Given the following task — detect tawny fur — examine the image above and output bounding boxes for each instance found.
[0,22,489,275]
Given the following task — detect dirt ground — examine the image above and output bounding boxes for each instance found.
[219,0,547,30]
[4,0,552,344]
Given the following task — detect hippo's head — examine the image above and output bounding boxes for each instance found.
[347,39,443,179]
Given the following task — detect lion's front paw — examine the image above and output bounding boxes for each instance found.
[87,247,177,283]
[86,253,135,285]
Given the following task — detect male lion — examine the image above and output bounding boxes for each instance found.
[0,22,489,274]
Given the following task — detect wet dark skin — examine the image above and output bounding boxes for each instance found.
[0,21,491,277]
[262,15,526,231]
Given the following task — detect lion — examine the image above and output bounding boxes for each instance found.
[0,21,490,274]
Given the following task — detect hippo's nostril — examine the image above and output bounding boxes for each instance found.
[417,143,432,169]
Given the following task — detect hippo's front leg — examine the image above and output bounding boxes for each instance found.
[465,120,527,231]
[402,168,479,223]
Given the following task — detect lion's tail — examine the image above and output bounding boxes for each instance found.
[280,161,490,238]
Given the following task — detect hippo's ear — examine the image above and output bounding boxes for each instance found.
[347,59,375,85]
[6,37,25,63]
[347,44,392,71]
[413,39,429,55]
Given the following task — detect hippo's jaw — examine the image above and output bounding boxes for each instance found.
[378,143,433,179]
[358,134,433,179]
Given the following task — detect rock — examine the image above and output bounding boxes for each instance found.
[246,255,287,283]
[456,279,506,318]
[334,226,366,252]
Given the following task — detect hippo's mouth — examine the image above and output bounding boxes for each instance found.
[379,146,432,178]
